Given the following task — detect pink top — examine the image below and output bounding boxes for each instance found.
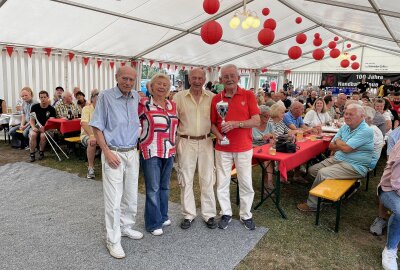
[138,97,179,160]
[379,140,400,195]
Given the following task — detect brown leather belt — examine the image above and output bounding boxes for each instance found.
[179,134,210,140]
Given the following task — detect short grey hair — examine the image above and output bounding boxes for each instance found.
[259,105,270,114]
[346,103,365,116]
[363,106,376,124]
[220,64,239,76]
[62,91,73,98]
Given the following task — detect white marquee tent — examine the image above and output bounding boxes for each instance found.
[1,0,400,108]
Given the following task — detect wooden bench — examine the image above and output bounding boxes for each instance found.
[64,136,84,159]
[309,179,357,232]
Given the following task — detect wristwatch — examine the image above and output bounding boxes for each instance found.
[239,122,244,128]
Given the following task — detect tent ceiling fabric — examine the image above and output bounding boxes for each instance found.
[0,0,399,70]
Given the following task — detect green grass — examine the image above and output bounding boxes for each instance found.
[0,143,386,269]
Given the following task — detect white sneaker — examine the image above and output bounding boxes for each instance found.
[162,219,171,227]
[382,247,398,270]
[121,228,143,240]
[151,228,163,236]
[107,242,125,259]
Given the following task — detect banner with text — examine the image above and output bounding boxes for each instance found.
[321,73,400,88]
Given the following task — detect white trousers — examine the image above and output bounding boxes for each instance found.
[215,149,254,220]
[176,137,216,221]
[101,150,139,245]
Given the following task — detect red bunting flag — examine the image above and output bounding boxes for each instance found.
[149,60,154,67]
[97,59,102,68]
[68,52,75,61]
[182,66,186,71]
[83,57,90,66]
[167,64,170,70]
[121,62,126,67]
[158,62,162,69]
[6,46,14,57]
[175,65,178,71]
[110,61,115,69]
[26,47,33,58]
[190,66,193,70]
[207,67,211,72]
[131,61,137,68]
[217,67,221,72]
[44,48,52,57]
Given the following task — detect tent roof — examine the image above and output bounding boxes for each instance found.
[0,0,399,70]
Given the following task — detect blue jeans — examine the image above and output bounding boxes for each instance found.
[141,155,173,232]
[380,190,400,250]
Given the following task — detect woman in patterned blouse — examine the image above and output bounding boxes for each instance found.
[138,73,179,236]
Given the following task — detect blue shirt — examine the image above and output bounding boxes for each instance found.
[333,121,374,176]
[90,86,140,148]
[388,127,400,155]
[283,111,304,128]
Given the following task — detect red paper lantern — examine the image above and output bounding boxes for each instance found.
[288,46,302,60]
[296,33,307,44]
[203,0,220,15]
[351,62,360,70]
[258,28,275,46]
[314,33,320,39]
[330,48,340,58]
[340,59,350,68]
[295,17,302,24]
[262,8,270,16]
[313,38,322,46]
[328,41,336,49]
[334,36,339,41]
[350,55,357,61]
[263,18,276,30]
[261,68,268,73]
[312,49,325,60]
[200,20,223,45]
[347,43,352,48]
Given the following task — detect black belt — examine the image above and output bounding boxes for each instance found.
[108,146,136,152]
[179,134,210,140]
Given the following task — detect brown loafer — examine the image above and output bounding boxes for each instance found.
[297,203,317,212]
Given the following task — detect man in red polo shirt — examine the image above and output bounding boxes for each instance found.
[211,64,260,230]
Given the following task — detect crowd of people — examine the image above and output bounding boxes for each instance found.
[2,66,400,269]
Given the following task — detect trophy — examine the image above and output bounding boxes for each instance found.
[216,101,230,145]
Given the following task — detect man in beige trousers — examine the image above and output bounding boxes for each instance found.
[173,68,217,230]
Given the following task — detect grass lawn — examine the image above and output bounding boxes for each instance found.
[0,142,387,269]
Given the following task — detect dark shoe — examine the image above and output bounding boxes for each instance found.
[29,153,35,162]
[180,219,193,230]
[205,217,217,229]
[240,217,256,230]
[38,151,44,160]
[218,215,232,230]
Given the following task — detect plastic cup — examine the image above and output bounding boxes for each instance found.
[296,131,304,142]
[269,146,276,155]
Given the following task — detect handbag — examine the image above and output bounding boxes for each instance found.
[275,134,297,153]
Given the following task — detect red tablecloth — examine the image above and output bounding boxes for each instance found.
[252,139,330,181]
[45,118,81,134]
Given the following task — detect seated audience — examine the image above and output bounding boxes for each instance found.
[303,98,331,127]
[374,98,392,133]
[55,91,80,118]
[297,104,374,212]
[264,92,275,106]
[80,89,99,179]
[252,105,274,146]
[269,103,291,137]
[52,86,64,106]
[28,90,56,162]
[9,87,36,145]
[281,92,292,109]
[363,106,384,169]
[378,140,400,270]
[324,95,336,120]
[283,101,306,130]
[306,90,317,109]
[333,93,347,118]
[75,91,87,113]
